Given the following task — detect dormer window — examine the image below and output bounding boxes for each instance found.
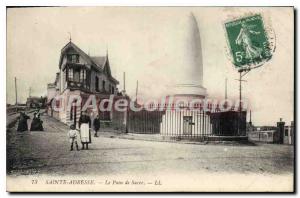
[67,54,79,63]
[68,68,73,81]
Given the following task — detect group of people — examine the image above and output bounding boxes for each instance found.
[17,110,44,132]
[68,111,101,151]
[17,109,101,152]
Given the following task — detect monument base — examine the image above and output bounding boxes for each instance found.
[166,83,207,101]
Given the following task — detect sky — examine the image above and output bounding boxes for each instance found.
[6,7,294,126]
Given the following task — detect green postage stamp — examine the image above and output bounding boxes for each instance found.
[225,14,273,68]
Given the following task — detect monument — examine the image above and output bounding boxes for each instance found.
[169,13,207,98]
[160,13,211,137]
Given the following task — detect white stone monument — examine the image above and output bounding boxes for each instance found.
[169,13,207,98]
[160,13,211,137]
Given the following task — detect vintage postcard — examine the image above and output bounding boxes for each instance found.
[6,7,294,192]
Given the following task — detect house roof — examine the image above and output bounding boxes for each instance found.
[59,41,95,67]
[59,41,119,84]
[90,56,106,70]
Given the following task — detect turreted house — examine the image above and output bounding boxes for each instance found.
[47,41,124,127]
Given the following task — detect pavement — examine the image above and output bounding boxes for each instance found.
[7,114,294,177]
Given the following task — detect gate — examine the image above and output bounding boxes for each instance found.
[183,116,193,135]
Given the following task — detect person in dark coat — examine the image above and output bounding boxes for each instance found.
[30,112,44,131]
[93,114,100,137]
[79,111,91,150]
[17,112,30,132]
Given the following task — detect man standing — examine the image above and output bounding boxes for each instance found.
[79,111,91,150]
[93,114,100,137]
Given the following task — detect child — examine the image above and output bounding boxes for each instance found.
[68,124,79,151]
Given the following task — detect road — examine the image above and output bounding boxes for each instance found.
[7,113,294,176]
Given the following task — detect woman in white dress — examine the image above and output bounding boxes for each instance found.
[79,111,91,150]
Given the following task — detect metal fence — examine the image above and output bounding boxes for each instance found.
[97,105,247,138]
[159,109,212,138]
[128,110,164,134]
[210,110,247,136]
[127,107,246,138]
[127,107,213,138]
[97,111,127,133]
[248,130,277,143]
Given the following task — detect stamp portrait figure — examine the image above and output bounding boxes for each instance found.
[235,22,263,61]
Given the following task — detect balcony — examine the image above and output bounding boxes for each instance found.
[67,81,89,91]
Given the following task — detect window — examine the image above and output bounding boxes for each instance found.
[67,55,71,62]
[68,68,73,81]
[74,69,80,82]
[72,55,78,63]
[111,86,115,94]
[80,69,86,83]
[67,54,79,63]
[109,84,111,94]
[95,76,99,92]
[102,80,106,91]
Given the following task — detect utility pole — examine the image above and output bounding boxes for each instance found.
[239,72,242,111]
[135,80,139,102]
[14,77,18,106]
[122,71,128,132]
[249,110,252,126]
[123,72,126,93]
[225,78,228,100]
[29,87,32,98]
[236,69,250,135]
[236,70,248,111]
